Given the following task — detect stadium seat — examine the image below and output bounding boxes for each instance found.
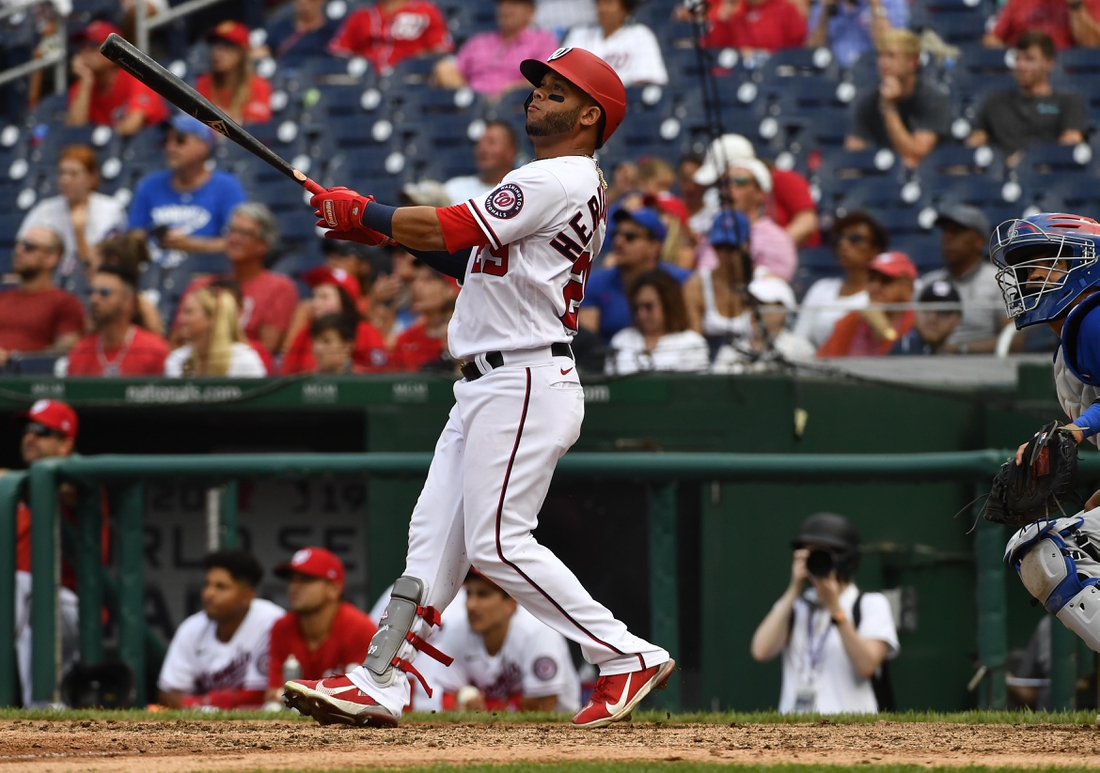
[838,177,928,213]
[892,234,942,271]
[919,144,1005,182]
[759,47,841,82]
[1060,47,1100,77]
[1014,142,1095,189]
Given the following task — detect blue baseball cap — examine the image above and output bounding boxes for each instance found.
[168,113,214,145]
[709,210,751,247]
[612,207,667,242]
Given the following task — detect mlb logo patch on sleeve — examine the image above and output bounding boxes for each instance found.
[486,184,524,219]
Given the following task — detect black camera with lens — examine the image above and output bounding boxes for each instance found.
[805,547,836,578]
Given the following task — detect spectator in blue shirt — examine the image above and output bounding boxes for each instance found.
[128,114,247,272]
[258,0,342,68]
[805,0,907,69]
[579,208,691,343]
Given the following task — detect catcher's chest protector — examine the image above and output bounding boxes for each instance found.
[1054,350,1100,448]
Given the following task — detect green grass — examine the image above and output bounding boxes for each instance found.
[0,707,1097,725]
[207,765,1100,773]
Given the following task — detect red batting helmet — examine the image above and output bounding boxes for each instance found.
[520,48,627,149]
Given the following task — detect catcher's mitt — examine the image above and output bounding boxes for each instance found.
[985,420,1079,528]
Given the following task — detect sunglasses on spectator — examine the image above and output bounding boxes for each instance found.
[632,300,659,313]
[838,233,867,244]
[723,176,754,186]
[25,422,65,439]
[614,230,648,243]
[88,286,115,298]
[225,225,263,238]
[164,131,193,146]
[16,240,47,252]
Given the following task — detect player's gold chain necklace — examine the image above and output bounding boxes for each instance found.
[586,155,608,190]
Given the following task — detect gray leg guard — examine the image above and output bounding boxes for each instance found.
[363,576,452,692]
[1018,538,1100,652]
[1056,585,1100,652]
[365,576,426,684]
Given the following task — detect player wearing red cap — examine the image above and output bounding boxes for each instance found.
[288,48,673,730]
[9,400,91,707]
[265,548,378,707]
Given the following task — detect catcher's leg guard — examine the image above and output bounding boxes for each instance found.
[1056,585,1100,652]
[363,576,453,695]
[1017,536,1100,651]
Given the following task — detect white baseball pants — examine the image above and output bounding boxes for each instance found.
[348,353,668,713]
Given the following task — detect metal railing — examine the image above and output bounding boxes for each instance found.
[0,0,65,94]
[2,450,1092,711]
[134,0,231,54]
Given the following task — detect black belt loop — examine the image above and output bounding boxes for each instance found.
[461,344,573,382]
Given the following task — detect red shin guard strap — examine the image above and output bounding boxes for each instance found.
[406,631,455,667]
[393,657,433,698]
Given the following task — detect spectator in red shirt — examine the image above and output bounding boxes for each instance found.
[0,227,85,370]
[281,267,388,373]
[702,0,807,54]
[389,265,458,372]
[196,22,273,125]
[310,315,358,374]
[265,547,377,707]
[176,203,299,354]
[984,0,1100,48]
[66,21,170,136]
[328,0,454,72]
[65,265,169,377]
[694,134,820,247]
[818,251,917,357]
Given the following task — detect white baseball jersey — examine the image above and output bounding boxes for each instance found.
[448,156,607,360]
[431,605,581,712]
[561,23,669,86]
[157,598,284,694]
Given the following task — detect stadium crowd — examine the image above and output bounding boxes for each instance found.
[0,0,1096,377]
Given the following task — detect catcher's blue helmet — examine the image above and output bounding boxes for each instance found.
[990,212,1100,329]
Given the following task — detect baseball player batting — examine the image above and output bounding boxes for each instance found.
[986,212,1100,652]
[283,48,674,728]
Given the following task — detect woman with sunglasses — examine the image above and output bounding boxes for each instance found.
[606,270,709,375]
[792,212,887,348]
[196,22,272,125]
[165,288,266,377]
[16,145,127,297]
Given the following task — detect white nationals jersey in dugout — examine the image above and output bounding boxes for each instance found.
[431,605,581,712]
[448,156,607,360]
[157,598,284,694]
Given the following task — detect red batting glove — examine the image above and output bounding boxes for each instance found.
[310,186,394,247]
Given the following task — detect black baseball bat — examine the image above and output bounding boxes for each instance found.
[98,33,324,195]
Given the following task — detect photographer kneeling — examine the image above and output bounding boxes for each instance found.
[750,513,899,713]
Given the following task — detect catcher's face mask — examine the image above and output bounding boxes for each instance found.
[990,214,1100,328]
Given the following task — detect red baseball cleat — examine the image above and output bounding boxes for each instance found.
[283,675,399,728]
[572,658,676,728]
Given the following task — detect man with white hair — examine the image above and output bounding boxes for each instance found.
[173,203,299,353]
[694,134,819,247]
[720,159,798,282]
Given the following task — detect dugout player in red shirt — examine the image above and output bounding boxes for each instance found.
[66,21,170,136]
[265,548,378,706]
[328,0,453,71]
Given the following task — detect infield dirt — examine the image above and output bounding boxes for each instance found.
[1,720,1098,772]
